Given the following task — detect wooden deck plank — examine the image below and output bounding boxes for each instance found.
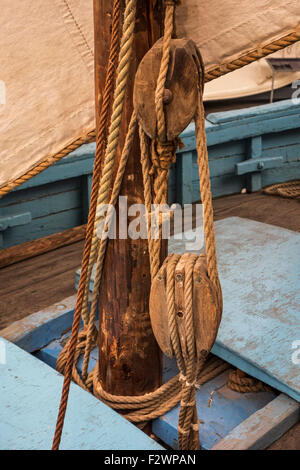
[0,295,77,352]
[0,240,83,329]
[28,330,278,450]
[0,338,163,450]
[213,192,300,232]
[0,225,86,269]
[211,394,300,450]
[169,217,300,401]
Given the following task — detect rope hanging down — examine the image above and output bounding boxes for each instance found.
[52,0,123,450]
[55,0,226,451]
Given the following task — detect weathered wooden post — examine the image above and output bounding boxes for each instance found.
[94,0,166,399]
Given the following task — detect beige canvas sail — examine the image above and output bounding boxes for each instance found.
[0,0,299,194]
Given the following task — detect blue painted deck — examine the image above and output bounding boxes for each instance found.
[169,217,300,402]
[154,366,275,450]
[0,338,163,450]
[32,335,276,450]
[1,217,299,449]
[211,393,300,450]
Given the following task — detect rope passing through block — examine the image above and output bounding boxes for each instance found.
[149,138,183,175]
[149,253,222,449]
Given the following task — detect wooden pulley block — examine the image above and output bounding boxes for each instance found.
[149,253,222,359]
[133,38,204,141]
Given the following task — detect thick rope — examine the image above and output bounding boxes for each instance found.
[56,0,139,379]
[139,130,179,280]
[155,1,175,141]
[1,31,299,199]
[57,341,229,426]
[227,369,272,393]
[205,30,300,82]
[167,254,202,449]
[144,0,179,279]
[52,0,122,450]
[263,179,300,199]
[57,113,137,383]
[195,93,221,297]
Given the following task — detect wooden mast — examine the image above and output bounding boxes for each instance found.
[94,1,165,398]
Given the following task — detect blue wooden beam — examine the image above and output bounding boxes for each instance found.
[82,173,93,222]
[0,212,32,248]
[236,155,283,176]
[30,335,277,450]
[0,295,78,352]
[0,338,163,450]
[9,143,96,193]
[176,151,194,205]
[0,212,32,231]
[211,394,300,450]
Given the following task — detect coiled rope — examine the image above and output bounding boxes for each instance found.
[263,180,300,199]
[227,369,272,394]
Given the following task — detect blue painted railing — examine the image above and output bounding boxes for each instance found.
[1,99,300,248]
[171,99,300,204]
[0,144,95,248]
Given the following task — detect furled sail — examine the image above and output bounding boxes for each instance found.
[204,43,300,101]
[0,0,299,194]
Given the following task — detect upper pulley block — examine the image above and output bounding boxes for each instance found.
[133,38,204,141]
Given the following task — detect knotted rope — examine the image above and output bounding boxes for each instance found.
[155,0,176,142]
